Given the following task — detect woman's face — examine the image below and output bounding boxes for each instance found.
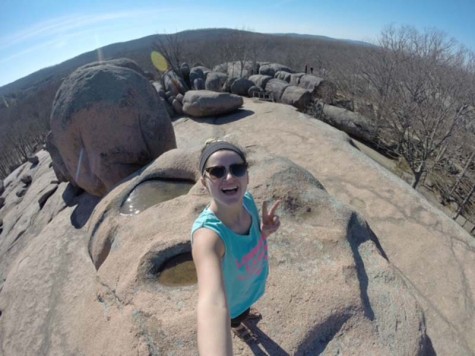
[201,150,249,207]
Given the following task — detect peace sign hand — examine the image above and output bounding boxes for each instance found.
[261,200,282,238]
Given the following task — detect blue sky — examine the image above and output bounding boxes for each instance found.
[1,0,474,87]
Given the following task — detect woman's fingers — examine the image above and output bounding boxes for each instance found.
[262,200,281,221]
[268,200,281,218]
[262,199,282,236]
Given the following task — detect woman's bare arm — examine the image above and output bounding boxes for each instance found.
[192,228,232,356]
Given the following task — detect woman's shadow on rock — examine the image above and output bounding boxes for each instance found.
[242,319,290,356]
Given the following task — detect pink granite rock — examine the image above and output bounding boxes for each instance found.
[0,99,472,355]
[48,59,176,197]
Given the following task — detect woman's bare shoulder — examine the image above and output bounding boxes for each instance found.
[192,228,225,259]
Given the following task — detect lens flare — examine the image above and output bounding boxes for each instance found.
[151,51,169,72]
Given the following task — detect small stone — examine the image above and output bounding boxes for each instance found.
[27,155,39,165]
[20,175,32,186]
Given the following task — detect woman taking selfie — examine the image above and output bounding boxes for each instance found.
[191,139,281,355]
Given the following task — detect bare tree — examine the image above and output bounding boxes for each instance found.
[358,25,471,188]
[154,32,185,75]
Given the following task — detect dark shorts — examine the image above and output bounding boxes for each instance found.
[230,308,250,328]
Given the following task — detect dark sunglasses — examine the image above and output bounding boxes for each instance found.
[204,163,248,179]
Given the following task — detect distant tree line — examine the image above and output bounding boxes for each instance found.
[0,86,53,178]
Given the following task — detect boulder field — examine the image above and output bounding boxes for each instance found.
[0,98,473,355]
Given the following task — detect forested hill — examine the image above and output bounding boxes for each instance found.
[0,28,367,98]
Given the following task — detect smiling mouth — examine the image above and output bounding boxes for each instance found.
[221,187,238,195]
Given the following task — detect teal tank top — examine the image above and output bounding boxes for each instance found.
[191,192,269,318]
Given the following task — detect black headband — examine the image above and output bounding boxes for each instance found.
[199,142,246,175]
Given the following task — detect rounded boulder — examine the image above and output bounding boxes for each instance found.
[205,72,228,92]
[231,78,254,96]
[182,90,243,118]
[49,59,176,197]
[265,78,290,102]
[281,86,313,111]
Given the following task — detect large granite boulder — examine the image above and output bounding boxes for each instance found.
[274,70,291,82]
[163,70,188,96]
[289,73,305,86]
[48,59,176,197]
[281,86,313,110]
[180,62,190,86]
[189,67,205,88]
[84,139,429,355]
[80,57,146,76]
[45,132,71,183]
[248,85,262,97]
[204,71,228,92]
[259,63,293,77]
[180,62,190,77]
[322,104,377,142]
[189,66,211,84]
[214,61,254,78]
[222,77,237,93]
[192,77,205,90]
[230,78,254,96]
[182,90,243,118]
[299,74,337,103]
[248,74,273,90]
[265,78,290,102]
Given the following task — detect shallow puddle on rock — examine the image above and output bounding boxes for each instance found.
[157,252,197,286]
[120,179,194,215]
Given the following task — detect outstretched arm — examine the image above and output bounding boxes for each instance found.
[261,200,281,238]
[192,228,232,356]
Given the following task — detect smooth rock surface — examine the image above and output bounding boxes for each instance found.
[86,146,428,355]
[0,99,473,355]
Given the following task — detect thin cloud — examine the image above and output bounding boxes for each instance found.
[0,38,62,64]
[0,8,169,51]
